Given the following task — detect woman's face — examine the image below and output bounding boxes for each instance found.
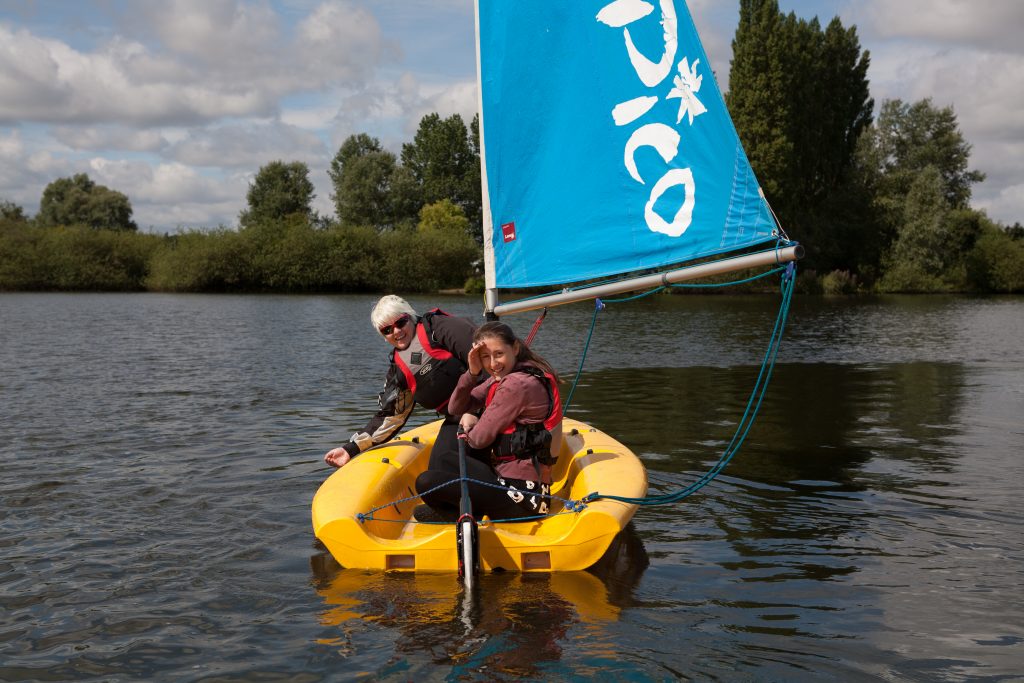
[379,313,414,350]
[479,336,519,380]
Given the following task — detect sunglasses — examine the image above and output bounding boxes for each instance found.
[379,314,411,336]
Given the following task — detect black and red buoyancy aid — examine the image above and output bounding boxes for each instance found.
[392,309,466,412]
[486,365,562,466]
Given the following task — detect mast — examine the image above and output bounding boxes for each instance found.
[474,0,501,316]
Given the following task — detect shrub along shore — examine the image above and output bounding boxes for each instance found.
[4,216,1023,295]
[0,219,480,294]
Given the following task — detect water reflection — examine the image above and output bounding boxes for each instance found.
[310,525,649,678]
[570,361,969,490]
[566,360,981,593]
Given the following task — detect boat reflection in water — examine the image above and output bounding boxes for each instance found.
[310,524,648,675]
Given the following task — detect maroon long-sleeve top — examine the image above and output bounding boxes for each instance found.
[448,362,558,483]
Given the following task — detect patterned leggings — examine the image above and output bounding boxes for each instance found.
[415,446,549,520]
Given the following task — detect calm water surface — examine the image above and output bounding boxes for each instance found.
[1,291,1022,681]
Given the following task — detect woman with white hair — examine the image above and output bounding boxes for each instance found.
[323,295,478,469]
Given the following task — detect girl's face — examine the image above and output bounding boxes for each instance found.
[479,336,519,380]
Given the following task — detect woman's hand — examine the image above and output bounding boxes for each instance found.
[467,341,485,376]
[459,413,479,432]
[324,447,352,468]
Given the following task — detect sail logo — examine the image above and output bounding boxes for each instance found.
[597,0,705,238]
[501,221,517,243]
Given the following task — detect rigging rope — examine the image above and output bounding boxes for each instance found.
[524,307,548,346]
[585,261,797,506]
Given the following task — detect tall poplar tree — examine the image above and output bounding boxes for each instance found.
[727,0,873,271]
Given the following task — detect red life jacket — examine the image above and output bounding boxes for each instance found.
[485,365,562,466]
[392,309,466,412]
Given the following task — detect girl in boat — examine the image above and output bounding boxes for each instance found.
[323,295,477,471]
[415,321,562,521]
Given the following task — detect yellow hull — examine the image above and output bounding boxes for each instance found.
[311,417,647,572]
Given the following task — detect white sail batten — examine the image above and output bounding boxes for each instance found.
[491,245,802,316]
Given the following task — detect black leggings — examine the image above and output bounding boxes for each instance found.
[425,416,486,470]
[416,447,538,520]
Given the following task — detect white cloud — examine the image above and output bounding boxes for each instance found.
[858,0,1024,54]
[166,120,327,168]
[0,130,65,207]
[0,128,24,158]
[86,157,249,229]
[0,1,391,127]
[401,77,478,136]
[51,125,169,152]
[976,182,1024,227]
[136,0,283,69]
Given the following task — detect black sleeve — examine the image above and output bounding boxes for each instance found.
[429,314,477,365]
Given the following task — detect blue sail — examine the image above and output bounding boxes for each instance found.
[477,0,780,289]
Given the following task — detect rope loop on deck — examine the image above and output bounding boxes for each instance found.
[356,475,588,525]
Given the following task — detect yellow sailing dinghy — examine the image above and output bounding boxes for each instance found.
[312,0,801,575]
[312,417,646,572]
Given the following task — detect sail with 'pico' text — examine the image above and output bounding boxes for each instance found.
[476,0,784,295]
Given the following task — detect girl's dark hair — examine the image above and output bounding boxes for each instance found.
[473,321,559,382]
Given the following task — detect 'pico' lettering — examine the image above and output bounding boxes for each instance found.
[597,0,706,237]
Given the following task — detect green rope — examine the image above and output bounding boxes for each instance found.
[670,265,785,288]
[562,264,789,418]
[588,262,797,506]
[561,298,603,414]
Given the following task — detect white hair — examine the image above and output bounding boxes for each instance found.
[370,295,417,331]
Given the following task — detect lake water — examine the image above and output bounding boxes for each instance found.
[1,291,1022,681]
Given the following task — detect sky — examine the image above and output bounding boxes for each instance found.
[2,0,1022,232]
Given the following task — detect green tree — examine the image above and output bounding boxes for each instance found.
[239,161,315,229]
[858,98,987,290]
[328,134,410,229]
[728,0,873,271]
[1,200,27,222]
[401,113,481,241]
[418,198,470,235]
[967,222,1024,293]
[465,114,483,237]
[878,167,949,291]
[36,173,137,231]
[389,165,425,230]
[859,98,985,212]
[727,0,793,202]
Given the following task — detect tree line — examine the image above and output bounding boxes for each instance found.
[728,0,1023,293]
[2,0,1022,294]
[0,113,484,293]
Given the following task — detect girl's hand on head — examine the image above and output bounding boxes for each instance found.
[468,341,485,376]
